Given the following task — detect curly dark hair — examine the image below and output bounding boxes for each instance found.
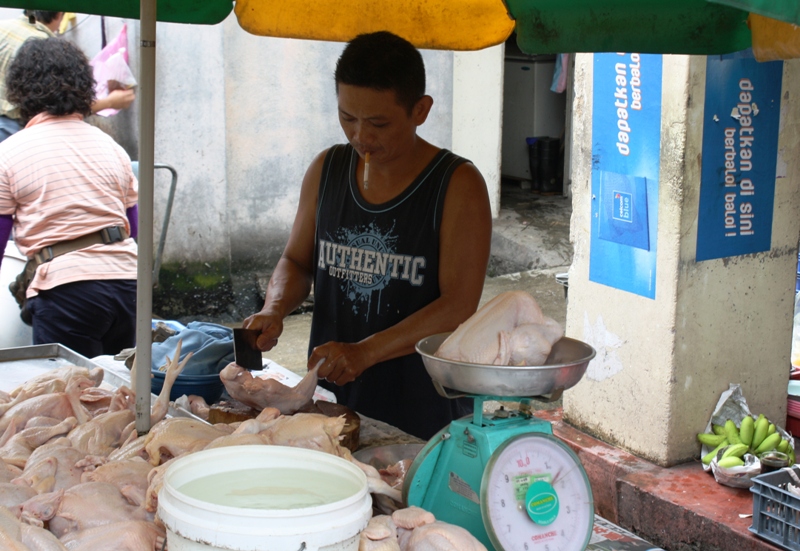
[6,37,96,122]
[335,31,425,115]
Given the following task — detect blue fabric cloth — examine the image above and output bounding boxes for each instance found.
[151,321,235,375]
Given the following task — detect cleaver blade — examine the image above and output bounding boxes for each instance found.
[233,328,264,371]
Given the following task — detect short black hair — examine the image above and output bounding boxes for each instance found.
[23,10,60,25]
[335,31,425,114]
[6,37,95,122]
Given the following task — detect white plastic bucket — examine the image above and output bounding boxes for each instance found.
[158,445,372,551]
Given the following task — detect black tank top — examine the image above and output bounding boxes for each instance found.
[310,143,471,439]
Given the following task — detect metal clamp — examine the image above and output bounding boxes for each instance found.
[100,226,124,244]
[33,247,54,264]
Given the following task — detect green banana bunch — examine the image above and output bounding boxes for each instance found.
[752,415,769,449]
[722,443,749,459]
[697,433,727,447]
[718,456,745,468]
[755,433,782,454]
[724,420,741,445]
[702,439,729,465]
[697,412,796,469]
[739,416,754,447]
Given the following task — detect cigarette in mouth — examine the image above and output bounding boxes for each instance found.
[364,152,370,189]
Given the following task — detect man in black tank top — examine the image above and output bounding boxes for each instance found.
[244,31,492,440]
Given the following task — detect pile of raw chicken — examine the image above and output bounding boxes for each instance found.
[0,341,486,551]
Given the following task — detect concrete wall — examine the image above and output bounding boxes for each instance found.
[564,52,800,466]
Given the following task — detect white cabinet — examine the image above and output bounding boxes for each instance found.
[501,57,567,181]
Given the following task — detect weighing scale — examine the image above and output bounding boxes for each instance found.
[406,333,597,551]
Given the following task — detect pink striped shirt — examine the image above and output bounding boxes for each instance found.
[0,113,138,297]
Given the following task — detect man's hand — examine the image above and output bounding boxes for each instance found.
[242,311,284,352]
[309,342,372,386]
[91,89,136,113]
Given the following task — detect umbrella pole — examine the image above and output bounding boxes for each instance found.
[135,0,156,435]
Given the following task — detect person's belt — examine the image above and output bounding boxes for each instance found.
[32,226,130,266]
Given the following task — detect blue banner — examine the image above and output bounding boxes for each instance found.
[696,53,783,261]
[590,53,662,299]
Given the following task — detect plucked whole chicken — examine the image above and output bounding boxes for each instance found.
[435,290,564,366]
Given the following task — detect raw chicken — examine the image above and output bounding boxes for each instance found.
[78,386,115,416]
[188,395,210,420]
[204,432,267,450]
[80,457,153,508]
[67,409,134,456]
[143,458,175,513]
[20,523,68,551]
[380,459,413,489]
[392,507,436,529]
[9,367,103,399]
[219,359,322,414]
[143,418,231,465]
[69,348,191,458]
[435,291,564,366]
[59,520,165,551]
[360,507,487,551]
[108,435,148,462]
[20,482,150,538]
[256,412,347,456]
[0,417,78,468]
[0,457,22,483]
[359,515,401,551]
[121,342,192,426]
[0,483,37,516]
[0,377,93,433]
[13,443,87,494]
[399,521,487,551]
[0,505,29,551]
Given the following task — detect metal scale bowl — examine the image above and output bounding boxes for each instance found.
[405,332,597,551]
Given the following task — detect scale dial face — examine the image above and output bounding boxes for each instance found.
[481,433,593,551]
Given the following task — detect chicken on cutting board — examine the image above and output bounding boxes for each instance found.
[219,358,322,414]
[435,290,564,366]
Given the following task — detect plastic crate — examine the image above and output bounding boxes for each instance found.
[750,467,800,550]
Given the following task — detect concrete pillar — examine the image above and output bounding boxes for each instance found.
[453,45,505,218]
[564,52,800,466]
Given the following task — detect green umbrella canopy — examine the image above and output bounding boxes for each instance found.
[506,0,753,55]
[0,0,232,24]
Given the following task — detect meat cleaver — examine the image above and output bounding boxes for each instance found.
[233,328,263,371]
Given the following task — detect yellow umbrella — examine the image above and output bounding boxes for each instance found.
[235,0,515,51]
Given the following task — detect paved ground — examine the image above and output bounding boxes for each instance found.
[262,182,573,375]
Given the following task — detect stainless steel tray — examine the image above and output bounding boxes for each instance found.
[0,344,201,421]
[416,332,596,398]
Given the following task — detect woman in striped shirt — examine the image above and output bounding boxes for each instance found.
[0,38,139,358]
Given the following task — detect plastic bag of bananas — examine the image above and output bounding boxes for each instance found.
[697,383,795,488]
